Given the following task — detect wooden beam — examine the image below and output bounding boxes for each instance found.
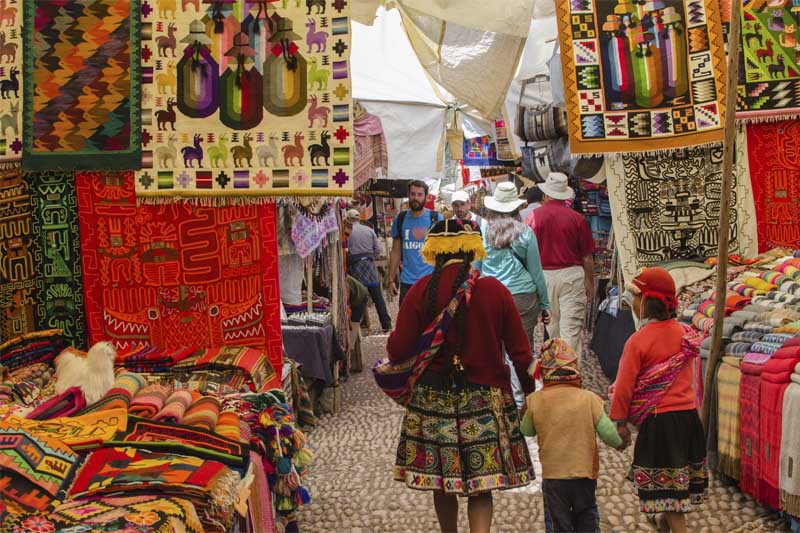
[701,1,742,431]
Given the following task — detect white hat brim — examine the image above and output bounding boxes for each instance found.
[537,183,575,201]
[485,197,526,213]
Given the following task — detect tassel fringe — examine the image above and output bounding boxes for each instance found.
[421,234,487,265]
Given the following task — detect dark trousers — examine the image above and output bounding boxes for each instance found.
[367,285,392,330]
[398,282,414,308]
[542,478,600,533]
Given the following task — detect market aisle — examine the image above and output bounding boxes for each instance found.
[300,330,787,532]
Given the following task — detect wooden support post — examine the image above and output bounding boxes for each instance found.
[700,1,742,431]
[306,258,313,314]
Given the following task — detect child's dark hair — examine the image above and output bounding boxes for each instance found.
[526,187,543,204]
[641,296,677,321]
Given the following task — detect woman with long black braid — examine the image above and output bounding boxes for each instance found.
[388,219,535,532]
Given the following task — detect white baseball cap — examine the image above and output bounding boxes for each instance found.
[451,190,470,205]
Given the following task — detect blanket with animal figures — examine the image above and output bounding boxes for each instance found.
[20,0,142,170]
[76,171,284,377]
[554,0,727,154]
[747,119,800,251]
[0,166,86,348]
[721,0,800,119]
[135,0,353,199]
[604,127,758,283]
[0,0,20,164]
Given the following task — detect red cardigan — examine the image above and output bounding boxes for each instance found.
[387,263,535,394]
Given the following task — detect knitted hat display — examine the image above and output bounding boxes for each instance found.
[627,266,679,314]
[420,218,486,266]
[534,339,580,383]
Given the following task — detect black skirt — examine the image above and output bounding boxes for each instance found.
[629,409,709,514]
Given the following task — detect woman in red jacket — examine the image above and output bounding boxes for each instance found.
[611,267,708,533]
[388,218,535,533]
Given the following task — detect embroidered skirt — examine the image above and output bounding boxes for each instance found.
[629,409,709,514]
[393,381,533,496]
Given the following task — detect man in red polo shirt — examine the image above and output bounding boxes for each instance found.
[529,173,595,357]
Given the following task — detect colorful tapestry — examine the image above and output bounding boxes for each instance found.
[0,329,67,373]
[106,415,248,467]
[135,0,354,198]
[0,495,204,533]
[66,447,240,526]
[0,426,77,511]
[605,128,758,282]
[0,0,21,163]
[462,135,501,166]
[720,0,800,119]
[746,120,800,251]
[0,408,127,449]
[21,0,141,170]
[77,171,283,375]
[0,168,86,347]
[175,345,277,392]
[554,0,727,154]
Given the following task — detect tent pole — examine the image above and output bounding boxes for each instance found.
[306,258,313,314]
[701,1,742,432]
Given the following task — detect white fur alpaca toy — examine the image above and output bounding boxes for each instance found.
[54,341,117,405]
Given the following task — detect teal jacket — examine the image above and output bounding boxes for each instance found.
[476,226,550,310]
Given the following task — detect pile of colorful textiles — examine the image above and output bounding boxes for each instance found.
[0,331,312,533]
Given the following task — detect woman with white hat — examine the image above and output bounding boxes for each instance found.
[478,181,551,407]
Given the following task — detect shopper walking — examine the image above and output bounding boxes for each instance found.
[478,181,550,407]
[530,172,595,356]
[450,190,486,230]
[344,209,392,332]
[521,338,624,533]
[610,267,708,533]
[388,219,535,533]
[388,180,443,305]
[521,186,544,225]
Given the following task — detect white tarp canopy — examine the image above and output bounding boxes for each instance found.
[351,3,559,183]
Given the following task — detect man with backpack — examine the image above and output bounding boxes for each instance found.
[388,180,443,306]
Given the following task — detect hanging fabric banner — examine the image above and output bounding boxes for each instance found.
[0,166,86,348]
[136,0,353,199]
[0,0,21,164]
[605,128,758,283]
[22,0,142,170]
[77,171,283,375]
[746,120,800,251]
[721,0,800,120]
[554,0,727,154]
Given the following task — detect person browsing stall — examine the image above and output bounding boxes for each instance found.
[529,172,595,357]
[387,180,443,305]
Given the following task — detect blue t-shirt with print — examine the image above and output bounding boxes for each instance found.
[391,209,443,285]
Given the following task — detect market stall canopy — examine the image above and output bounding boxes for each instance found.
[353,0,535,118]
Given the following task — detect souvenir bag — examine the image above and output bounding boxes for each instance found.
[515,74,568,143]
[521,136,572,182]
[373,270,479,406]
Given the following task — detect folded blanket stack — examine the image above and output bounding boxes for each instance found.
[741,361,766,502]
[718,357,743,480]
[129,384,170,419]
[153,388,193,423]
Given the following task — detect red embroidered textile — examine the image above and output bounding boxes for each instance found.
[76,172,283,377]
[746,120,800,252]
[739,362,764,502]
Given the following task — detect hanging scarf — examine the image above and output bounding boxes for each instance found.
[612,323,703,426]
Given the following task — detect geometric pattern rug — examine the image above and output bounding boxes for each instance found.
[77,171,283,374]
[135,0,354,198]
[746,120,800,251]
[0,166,86,347]
[554,0,727,154]
[605,127,758,283]
[22,0,142,170]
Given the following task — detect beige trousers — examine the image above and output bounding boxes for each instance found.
[543,266,587,358]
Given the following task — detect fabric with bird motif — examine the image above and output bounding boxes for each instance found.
[21,0,142,170]
[136,0,353,199]
[554,0,727,154]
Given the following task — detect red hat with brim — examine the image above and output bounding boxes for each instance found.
[626,267,678,313]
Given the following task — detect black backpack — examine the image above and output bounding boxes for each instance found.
[396,210,439,246]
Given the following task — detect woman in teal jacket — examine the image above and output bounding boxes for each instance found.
[477,182,551,406]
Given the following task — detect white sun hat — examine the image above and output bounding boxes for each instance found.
[537,172,575,201]
[484,182,526,213]
[450,190,470,205]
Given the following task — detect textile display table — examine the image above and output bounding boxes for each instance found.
[282,324,337,386]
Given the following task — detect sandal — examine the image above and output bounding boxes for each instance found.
[646,513,669,532]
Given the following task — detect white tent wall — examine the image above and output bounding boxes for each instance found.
[352,5,560,183]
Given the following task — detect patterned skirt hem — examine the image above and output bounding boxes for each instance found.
[392,467,533,496]
[640,492,707,514]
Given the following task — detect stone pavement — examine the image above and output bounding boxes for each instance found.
[299,328,787,532]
